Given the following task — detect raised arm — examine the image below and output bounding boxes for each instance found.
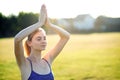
[14,5,46,67]
[43,6,70,64]
[15,5,46,42]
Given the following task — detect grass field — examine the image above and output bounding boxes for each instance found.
[0,32,120,80]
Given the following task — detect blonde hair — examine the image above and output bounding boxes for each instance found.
[24,28,45,56]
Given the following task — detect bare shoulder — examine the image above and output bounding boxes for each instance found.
[20,58,31,80]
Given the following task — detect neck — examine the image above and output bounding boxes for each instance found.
[29,49,42,62]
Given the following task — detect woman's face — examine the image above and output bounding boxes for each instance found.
[29,30,47,51]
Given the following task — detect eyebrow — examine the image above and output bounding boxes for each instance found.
[37,36,46,38]
[37,36,42,38]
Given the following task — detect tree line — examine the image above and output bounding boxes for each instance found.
[0,12,120,38]
[0,12,39,38]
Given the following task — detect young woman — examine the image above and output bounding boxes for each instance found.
[14,5,70,80]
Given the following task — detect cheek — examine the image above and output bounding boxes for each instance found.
[32,41,40,47]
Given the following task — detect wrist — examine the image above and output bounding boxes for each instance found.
[37,21,43,27]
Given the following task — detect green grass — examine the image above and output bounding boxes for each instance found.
[0,32,120,80]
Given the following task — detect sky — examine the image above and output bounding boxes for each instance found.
[0,0,120,18]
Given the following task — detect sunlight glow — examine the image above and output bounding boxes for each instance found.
[0,0,119,18]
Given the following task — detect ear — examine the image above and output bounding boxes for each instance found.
[27,40,32,47]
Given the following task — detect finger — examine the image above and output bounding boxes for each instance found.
[39,4,47,25]
[39,5,45,21]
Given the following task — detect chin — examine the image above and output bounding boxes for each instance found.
[42,49,45,50]
[41,48,46,51]
[36,48,46,51]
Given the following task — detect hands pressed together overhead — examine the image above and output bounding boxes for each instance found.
[39,4,50,28]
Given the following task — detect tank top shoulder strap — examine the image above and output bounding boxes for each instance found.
[42,58,52,71]
[27,58,33,71]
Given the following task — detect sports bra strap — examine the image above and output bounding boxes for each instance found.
[42,58,52,71]
[27,58,33,71]
[27,58,52,71]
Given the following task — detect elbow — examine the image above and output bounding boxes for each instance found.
[64,32,70,40]
[14,35,21,43]
[14,36,19,44]
[66,32,70,40]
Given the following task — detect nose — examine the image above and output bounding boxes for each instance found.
[42,40,47,44]
[41,39,47,44]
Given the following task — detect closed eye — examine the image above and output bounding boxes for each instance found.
[37,37,42,41]
[44,36,46,40]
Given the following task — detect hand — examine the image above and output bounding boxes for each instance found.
[44,6,51,27]
[39,4,46,26]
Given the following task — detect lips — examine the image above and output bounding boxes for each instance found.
[41,44,47,47]
[40,45,47,50]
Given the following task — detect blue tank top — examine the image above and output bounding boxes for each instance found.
[27,58,54,80]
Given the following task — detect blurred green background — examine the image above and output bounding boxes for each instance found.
[0,33,120,80]
[0,0,120,80]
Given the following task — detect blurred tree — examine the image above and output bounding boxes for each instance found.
[94,16,120,32]
[0,13,18,37]
[0,13,8,37]
[17,12,38,31]
[0,12,39,38]
[7,15,18,36]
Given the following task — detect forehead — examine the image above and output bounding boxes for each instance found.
[33,30,46,38]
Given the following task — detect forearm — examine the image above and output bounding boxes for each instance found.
[47,23,70,39]
[14,22,42,42]
[14,5,46,42]
[44,23,70,63]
